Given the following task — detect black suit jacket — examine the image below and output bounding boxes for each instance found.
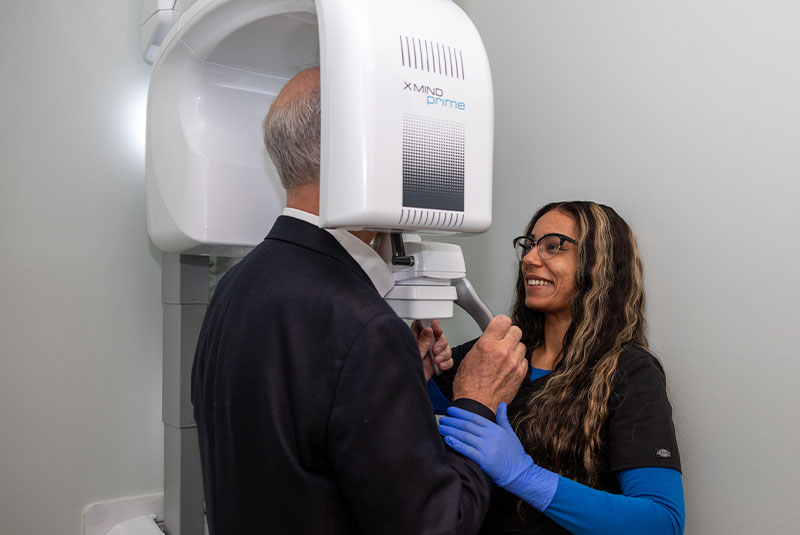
[192,216,493,534]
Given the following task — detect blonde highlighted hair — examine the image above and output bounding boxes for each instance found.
[512,201,647,487]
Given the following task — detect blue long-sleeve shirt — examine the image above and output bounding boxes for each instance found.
[545,467,685,535]
[430,367,685,534]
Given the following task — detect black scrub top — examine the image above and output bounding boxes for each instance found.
[434,341,682,535]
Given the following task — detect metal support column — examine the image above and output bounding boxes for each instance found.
[162,253,208,535]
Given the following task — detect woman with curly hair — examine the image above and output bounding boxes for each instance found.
[434,201,685,534]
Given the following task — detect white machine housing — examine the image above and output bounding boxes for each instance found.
[144,0,493,254]
[318,0,493,234]
[142,1,191,63]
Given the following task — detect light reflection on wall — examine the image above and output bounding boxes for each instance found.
[128,85,148,162]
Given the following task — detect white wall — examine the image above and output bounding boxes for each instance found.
[0,2,163,534]
[446,1,800,533]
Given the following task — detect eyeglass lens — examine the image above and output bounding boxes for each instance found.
[514,235,564,261]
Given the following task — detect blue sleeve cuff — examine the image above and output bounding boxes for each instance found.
[543,468,684,535]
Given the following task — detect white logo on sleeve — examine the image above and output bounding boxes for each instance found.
[656,448,672,459]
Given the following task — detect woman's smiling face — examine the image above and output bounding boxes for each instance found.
[521,210,579,318]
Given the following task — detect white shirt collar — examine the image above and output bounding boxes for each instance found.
[281,208,395,297]
[282,207,318,226]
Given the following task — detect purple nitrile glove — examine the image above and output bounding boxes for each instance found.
[439,402,559,512]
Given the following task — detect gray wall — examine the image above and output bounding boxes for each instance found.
[0,2,162,534]
[447,1,800,533]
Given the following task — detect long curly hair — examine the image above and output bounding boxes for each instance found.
[512,201,648,487]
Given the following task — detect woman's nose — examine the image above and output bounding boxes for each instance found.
[521,247,543,269]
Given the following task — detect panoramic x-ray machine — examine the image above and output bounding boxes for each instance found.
[136,0,495,533]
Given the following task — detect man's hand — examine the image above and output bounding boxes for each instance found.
[411,319,454,381]
[452,315,527,413]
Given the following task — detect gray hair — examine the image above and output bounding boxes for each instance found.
[262,82,321,189]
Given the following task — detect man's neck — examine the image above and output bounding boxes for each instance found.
[284,182,374,245]
[348,230,376,245]
[285,182,320,215]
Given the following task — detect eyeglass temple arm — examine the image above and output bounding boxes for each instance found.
[453,277,494,331]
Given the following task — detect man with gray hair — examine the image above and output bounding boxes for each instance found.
[192,67,527,534]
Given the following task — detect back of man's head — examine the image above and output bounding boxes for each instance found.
[262,67,321,189]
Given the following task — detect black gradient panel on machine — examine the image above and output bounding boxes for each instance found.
[402,114,465,212]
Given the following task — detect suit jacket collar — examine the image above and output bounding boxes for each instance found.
[266,215,375,290]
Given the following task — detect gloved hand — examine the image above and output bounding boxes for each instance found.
[438,402,559,512]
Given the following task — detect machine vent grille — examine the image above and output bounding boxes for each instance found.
[399,35,465,79]
[398,209,464,230]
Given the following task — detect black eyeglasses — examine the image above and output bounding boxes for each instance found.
[512,233,577,261]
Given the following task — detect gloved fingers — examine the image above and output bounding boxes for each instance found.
[496,402,515,434]
[438,420,486,444]
[438,416,486,436]
[444,406,492,427]
[442,436,484,466]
